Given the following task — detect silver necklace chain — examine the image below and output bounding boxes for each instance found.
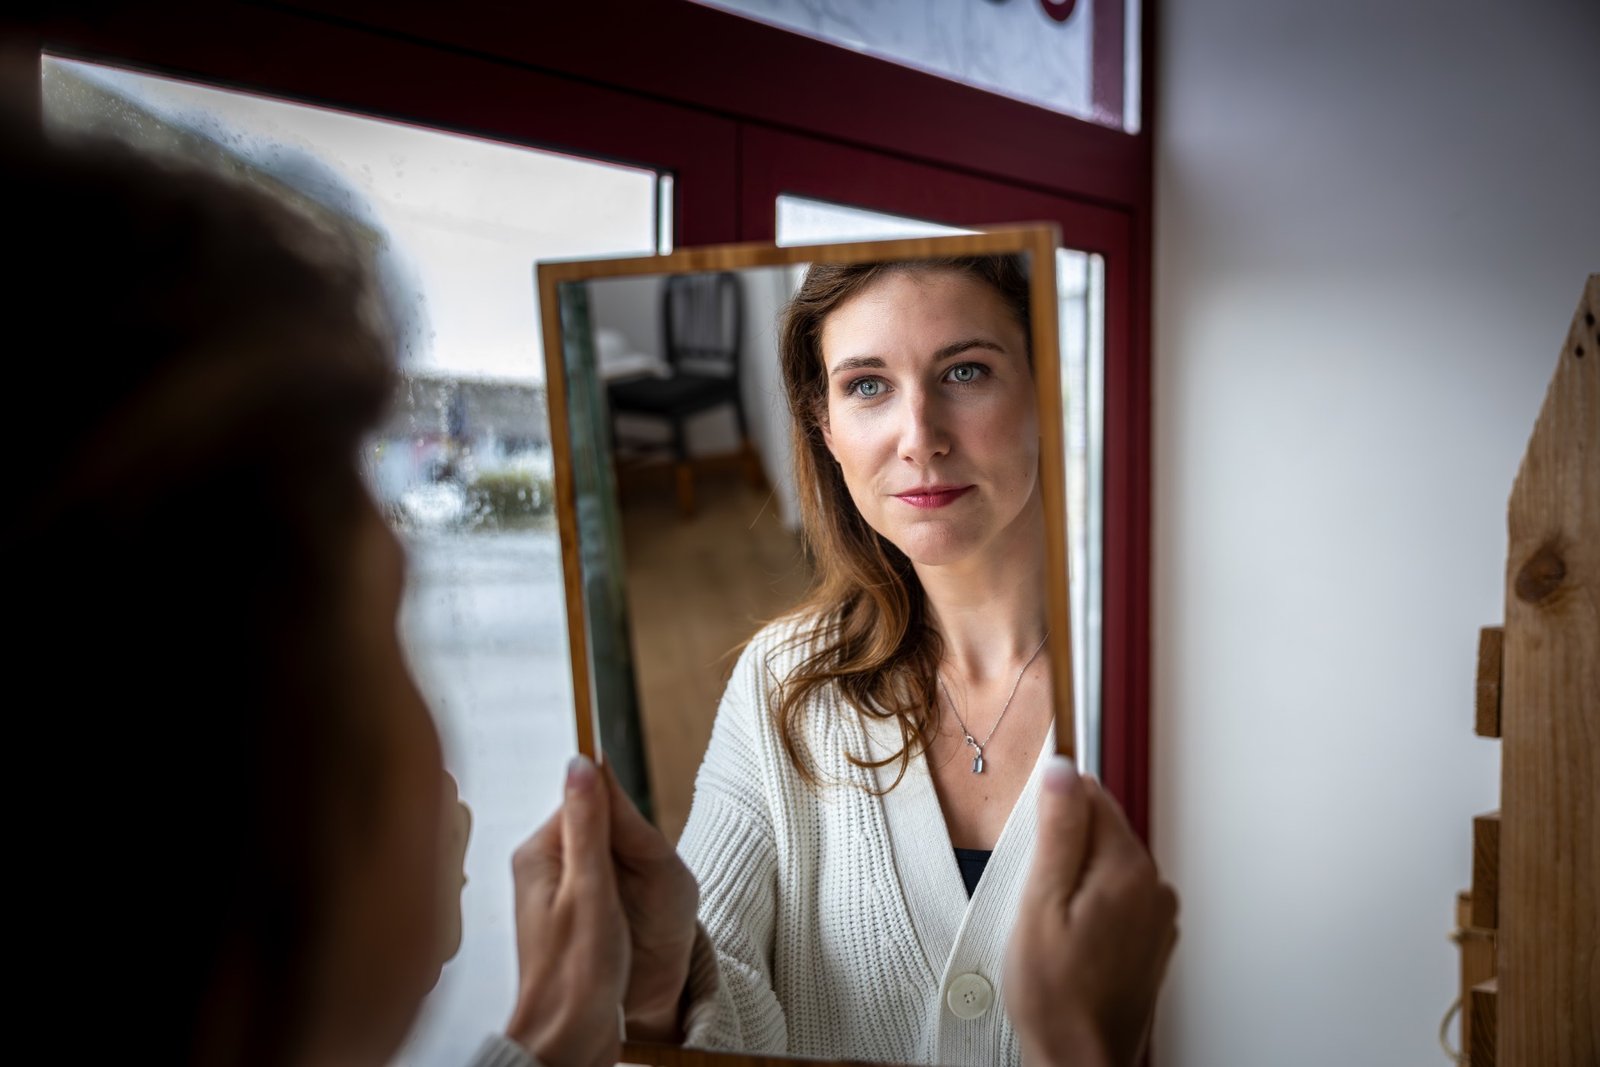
[938,630,1050,774]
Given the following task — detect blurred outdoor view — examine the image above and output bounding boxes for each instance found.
[41,55,664,1067]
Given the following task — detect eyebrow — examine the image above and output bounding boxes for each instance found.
[828,338,1008,378]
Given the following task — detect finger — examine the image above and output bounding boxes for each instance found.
[511,808,564,897]
[1025,755,1091,905]
[600,758,668,863]
[559,754,615,894]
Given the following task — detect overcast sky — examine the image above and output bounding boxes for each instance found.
[52,57,660,382]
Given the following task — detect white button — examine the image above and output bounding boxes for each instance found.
[946,972,994,1020]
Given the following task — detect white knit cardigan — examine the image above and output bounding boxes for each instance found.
[675,619,1052,1065]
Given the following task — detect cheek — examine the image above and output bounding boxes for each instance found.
[829,428,896,518]
[328,697,446,1051]
[379,702,447,956]
[826,406,892,475]
[971,395,1039,486]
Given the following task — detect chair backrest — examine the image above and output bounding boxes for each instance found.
[661,271,742,378]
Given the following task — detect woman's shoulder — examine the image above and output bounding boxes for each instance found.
[695,614,836,803]
[713,612,865,796]
[714,612,841,734]
[734,612,834,690]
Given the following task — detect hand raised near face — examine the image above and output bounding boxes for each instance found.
[600,762,701,1041]
[504,756,630,1067]
[1005,758,1179,1067]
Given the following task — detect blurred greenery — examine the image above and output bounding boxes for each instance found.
[467,471,552,528]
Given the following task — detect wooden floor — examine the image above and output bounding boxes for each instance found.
[619,465,812,842]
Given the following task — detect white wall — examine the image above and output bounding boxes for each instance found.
[1152,3,1599,1065]
[742,265,804,530]
[587,274,663,364]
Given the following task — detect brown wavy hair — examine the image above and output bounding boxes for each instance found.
[771,255,1031,790]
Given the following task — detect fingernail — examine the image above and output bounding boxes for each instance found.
[1043,755,1080,795]
[566,754,596,794]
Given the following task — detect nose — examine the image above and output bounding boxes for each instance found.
[898,387,951,468]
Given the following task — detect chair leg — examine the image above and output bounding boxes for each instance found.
[740,437,764,488]
[671,416,694,518]
[675,462,695,518]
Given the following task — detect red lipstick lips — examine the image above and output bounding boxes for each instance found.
[893,484,974,509]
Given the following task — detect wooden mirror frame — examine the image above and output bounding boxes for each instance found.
[537,224,1073,1065]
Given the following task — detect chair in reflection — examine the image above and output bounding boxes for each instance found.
[607,271,758,516]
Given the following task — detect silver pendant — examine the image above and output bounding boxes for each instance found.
[972,752,985,774]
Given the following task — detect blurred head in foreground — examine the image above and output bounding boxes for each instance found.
[6,112,448,1066]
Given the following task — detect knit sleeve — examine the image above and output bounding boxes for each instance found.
[462,1035,541,1067]
[674,636,789,1052]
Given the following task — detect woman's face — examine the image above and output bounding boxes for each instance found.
[305,500,447,1066]
[820,268,1039,569]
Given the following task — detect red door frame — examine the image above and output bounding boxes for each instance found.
[15,0,1153,840]
[271,0,1147,209]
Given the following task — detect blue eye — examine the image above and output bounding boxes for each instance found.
[948,363,985,384]
[851,378,885,398]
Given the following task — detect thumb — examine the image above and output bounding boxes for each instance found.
[1081,775,1149,871]
[559,755,614,894]
[600,759,667,863]
[1026,756,1091,907]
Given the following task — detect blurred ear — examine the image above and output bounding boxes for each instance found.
[432,771,471,979]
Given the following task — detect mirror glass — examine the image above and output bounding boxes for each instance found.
[562,263,810,838]
[544,232,1094,1064]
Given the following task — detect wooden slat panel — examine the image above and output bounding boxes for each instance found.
[1472,977,1499,1067]
[1476,625,1504,738]
[1471,813,1500,930]
[1458,892,1498,1061]
[1499,274,1599,1065]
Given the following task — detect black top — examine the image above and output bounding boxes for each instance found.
[953,847,993,897]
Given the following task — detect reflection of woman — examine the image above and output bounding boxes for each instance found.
[673,257,1069,1062]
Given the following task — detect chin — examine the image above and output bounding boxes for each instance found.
[887,524,984,568]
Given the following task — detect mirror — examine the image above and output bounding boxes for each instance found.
[538,228,1080,1065]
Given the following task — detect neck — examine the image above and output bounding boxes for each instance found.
[914,485,1049,682]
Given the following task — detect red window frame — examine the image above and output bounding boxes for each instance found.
[16,0,1153,840]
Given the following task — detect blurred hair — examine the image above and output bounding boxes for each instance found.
[4,114,397,1064]
[771,255,1031,790]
